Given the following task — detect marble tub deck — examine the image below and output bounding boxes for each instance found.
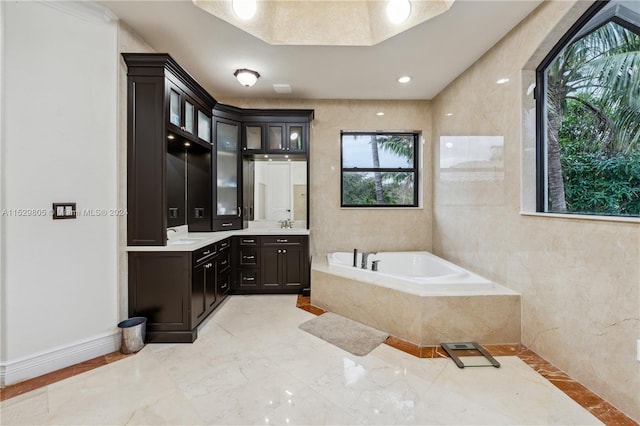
[0,295,636,425]
[311,261,521,347]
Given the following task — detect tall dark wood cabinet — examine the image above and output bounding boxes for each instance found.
[212,105,243,231]
[123,53,216,245]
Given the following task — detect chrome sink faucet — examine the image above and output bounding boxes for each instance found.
[361,252,377,269]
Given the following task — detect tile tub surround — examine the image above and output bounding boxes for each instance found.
[0,295,617,426]
[311,258,521,346]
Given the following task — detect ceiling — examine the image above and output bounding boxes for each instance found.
[102,0,543,101]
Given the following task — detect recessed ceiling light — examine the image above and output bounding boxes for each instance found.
[232,0,256,20]
[397,76,411,84]
[387,0,411,24]
[184,142,191,147]
[446,113,453,117]
[376,112,385,116]
[167,134,175,140]
[496,78,510,85]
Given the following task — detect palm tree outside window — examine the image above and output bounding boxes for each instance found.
[537,0,640,217]
[341,132,419,207]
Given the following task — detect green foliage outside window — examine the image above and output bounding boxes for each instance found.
[543,4,640,217]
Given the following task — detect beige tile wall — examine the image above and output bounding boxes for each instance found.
[221,98,433,258]
[431,1,640,421]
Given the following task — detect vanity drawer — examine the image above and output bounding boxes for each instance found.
[217,250,231,273]
[239,247,260,267]
[193,243,216,265]
[218,238,231,252]
[213,218,241,231]
[239,236,259,246]
[261,236,306,246]
[238,269,260,288]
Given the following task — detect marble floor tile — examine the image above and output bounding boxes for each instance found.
[0,295,613,425]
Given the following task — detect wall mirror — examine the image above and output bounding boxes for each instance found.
[247,160,307,226]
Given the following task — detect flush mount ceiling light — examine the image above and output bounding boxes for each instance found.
[387,0,411,24]
[376,112,385,116]
[232,0,256,20]
[496,78,510,85]
[234,68,260,87]
[397,75,412,84]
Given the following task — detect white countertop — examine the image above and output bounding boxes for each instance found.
[127,227,311,252]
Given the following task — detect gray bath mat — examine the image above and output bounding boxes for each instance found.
[299,312,389,356]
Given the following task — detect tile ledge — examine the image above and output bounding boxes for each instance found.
[520,211,640,224]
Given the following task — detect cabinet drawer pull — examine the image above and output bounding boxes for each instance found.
[276,239,288,243]
[283,249,287,254]
[244,277,255,281]
[220,242,229,248]
[243,239,255,243]
[220,260,228,266]
[221,222,233,227]
[243,255,255,260]
[221,283,228,289]
[203,250,210,255]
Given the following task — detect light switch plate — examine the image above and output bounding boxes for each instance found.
[53,202,76,219]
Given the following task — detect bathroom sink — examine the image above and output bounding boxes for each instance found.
[267,228,303,233]
[167,238,205,245]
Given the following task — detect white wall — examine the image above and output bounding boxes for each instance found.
[0,2,119,384]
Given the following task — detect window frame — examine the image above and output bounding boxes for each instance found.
[340,131,419,208]
[535,0,640,217]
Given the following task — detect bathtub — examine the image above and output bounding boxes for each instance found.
[311,251,521,346]
[326,251,494,294]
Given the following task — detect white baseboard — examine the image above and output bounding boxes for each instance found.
[0,331,120,387]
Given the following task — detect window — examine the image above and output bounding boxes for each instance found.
[341,132,419,207]
[536,0,640,217]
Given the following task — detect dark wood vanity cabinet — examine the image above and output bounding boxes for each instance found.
[261,237,306,289]
[128,238,232,343]
[232,235,309,293]
[124,53,216,245]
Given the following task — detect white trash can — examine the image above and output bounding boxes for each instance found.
[117,317,146,354]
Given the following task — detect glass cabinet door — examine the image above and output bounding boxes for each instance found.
[184,100,194,134]
[288,124,304,152]
[215,121,239,216]
[267,124,285,151]
[198,110,211,143]
[244,124,263,151]
[169,88,181,127]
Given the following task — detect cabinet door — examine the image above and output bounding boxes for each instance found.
[197,110,212,143]
[242,122,264,152]
[204,261,216,312]
[168,84,182,128]
[191,263,207,325]
[261,247,282,288]
[213,117,242,228]
[266,123,286,152]
[184,97,195,135]
[287,123,306,153]
[281,245,304,288]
